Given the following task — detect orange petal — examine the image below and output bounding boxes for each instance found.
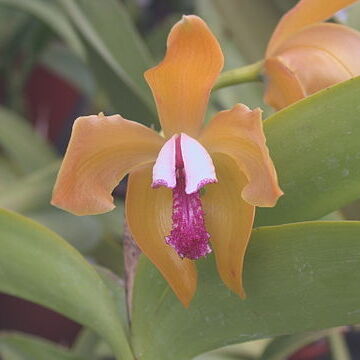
[265,23,360,109]
[267,0,358,56]
[144,15,224,138]
[202,153,255,298]
[52,114,164,216]
[274,23,360,75]
[199,104,283,207]
[126,164,197,307]
[263,56,305,110]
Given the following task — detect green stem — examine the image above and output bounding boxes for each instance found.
[213,60,264,91]
[328,328,351,360]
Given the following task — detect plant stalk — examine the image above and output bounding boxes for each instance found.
[213,60,263,91]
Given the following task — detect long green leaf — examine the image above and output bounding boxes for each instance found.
[0,332,84,360]
[0,0,84,57]
[0,157,19,189]
[95,265,129,335]
[41,43,95,97]
[131,221,360,360]
[0,161,59,212]
[259,332,327,360]
[59,0,158,126]
[0,106,57,175]
[256,76,360,226]
[27,207,102,253]
[211,0,281,62]
[72,329,99,360]
[0,209,134,360]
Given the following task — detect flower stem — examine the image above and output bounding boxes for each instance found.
[213,60,263,91]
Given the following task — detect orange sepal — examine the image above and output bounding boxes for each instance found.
[203,153,255,298]
[126,164,197,307]
[144,15,224,138]
[199,104,283,207]
[267,0,358,56]
[51,114,164,216]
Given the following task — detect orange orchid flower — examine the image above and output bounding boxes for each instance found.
[264,0,360,110]
[51,15,283,307]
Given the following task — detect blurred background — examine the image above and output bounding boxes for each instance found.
[1,0,360,359]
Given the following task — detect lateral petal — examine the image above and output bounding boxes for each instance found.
[126,164,197,307]
[152,135,177,189]
[267,0,358,56]
[202,153,255,298]
[181,133,217,194]
[263,56,305,110]
[52,114,164,215]
[199,104,283,207]
[144,15,224,138]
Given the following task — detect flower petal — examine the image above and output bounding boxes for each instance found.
[152,135,177,189]
[199,104,283,207]
[126,164,197,307]
[267,0,358,56]
[52,114,164,216]
[181,133,217,194]
[265,23,360,109]
[263,56,305,110]
[202,153,255,298]
[273,23,360,75]
[144,15,224,138]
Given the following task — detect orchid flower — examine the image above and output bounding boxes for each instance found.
[264,0,360,110]
[51,15,282,307]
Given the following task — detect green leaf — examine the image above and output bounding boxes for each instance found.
[0,106,57,175]
[0,6,25,49]
[259,332,327,360]
[0,332,83,360]
[0,161,59,212]
[342,2,360,31]
[72,329,99,360]
[59,0,158,127]
[0,0,84,57]
[271,0,298,13]
[95,265,129,335]
[210,0,281,62]
[195,339,269,360]
[0,209,134,360]
[0,156,19,190]
[41,43,95,97]
[195,344,257,360]
[131,221,360,360]
[256,76,360,226]
[26,207,102,253]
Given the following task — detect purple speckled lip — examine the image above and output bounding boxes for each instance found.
[151,133,217,260]
[165,135,212,259]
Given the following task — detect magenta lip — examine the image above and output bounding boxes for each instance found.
[165,135,212,260]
